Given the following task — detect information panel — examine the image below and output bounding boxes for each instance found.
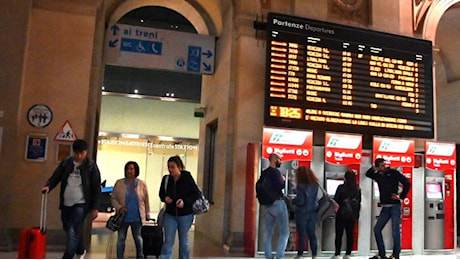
[264,13,434,138]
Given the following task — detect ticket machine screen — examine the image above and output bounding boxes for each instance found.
[426,183,443,199]
[326,179,344,196]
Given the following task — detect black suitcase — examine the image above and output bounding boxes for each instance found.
[142,224,163,258]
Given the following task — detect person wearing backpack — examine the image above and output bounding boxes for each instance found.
[293,166,320,259]
[257,153,289,259]
[332,170,361,259]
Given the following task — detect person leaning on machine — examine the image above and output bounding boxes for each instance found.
[366,158,410,259]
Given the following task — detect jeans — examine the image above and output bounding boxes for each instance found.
[335,217,356,255]
[117,222,143,258]
[295,210,317,257]
[61,204,87,259]
[374,205,401,258]
[263,200,290,259]
[160,213,194,259]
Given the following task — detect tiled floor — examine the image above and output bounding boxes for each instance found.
[5,218,460,259]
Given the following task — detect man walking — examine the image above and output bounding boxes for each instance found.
[260,153,289,259]
[42,139,101,259]
[366,158,410,259]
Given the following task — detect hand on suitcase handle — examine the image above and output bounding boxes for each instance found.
[41,186,49,194]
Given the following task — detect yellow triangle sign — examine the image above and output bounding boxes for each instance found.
[54,120,77,142]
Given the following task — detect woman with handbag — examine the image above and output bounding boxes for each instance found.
[293,166,320,259]
[111,161,150,259]
[159,156,201,259]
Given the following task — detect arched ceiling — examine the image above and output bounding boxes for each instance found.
[435,2,460,82]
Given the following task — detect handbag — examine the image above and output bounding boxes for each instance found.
[317,183,339,221]
[192,184,209,215]
[105,212,125,232]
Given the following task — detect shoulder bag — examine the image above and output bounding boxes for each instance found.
[317,183,339,221]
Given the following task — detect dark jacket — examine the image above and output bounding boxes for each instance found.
[334,184,361,219]
[45,157,101,211]
[159,170,201,216]
[260,166,285,202]
[366,166,410,205]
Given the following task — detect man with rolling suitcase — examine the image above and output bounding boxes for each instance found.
[41,139,101,259]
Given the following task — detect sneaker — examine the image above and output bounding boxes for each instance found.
[343,255,351,259]
[78,250,86,259]
[331,255,340,259]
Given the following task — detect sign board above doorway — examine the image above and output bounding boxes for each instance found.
[105,23,215,75]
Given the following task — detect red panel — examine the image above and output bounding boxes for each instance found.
[444,170,455,249]
[244,143,259,256]
[401,167,412,250]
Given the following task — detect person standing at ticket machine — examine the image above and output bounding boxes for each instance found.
[366,158,411,259]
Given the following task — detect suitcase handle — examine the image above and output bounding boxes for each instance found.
[40,191,47,234]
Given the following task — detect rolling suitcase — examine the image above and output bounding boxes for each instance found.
[141,222,163,258]
[17,192,48,259]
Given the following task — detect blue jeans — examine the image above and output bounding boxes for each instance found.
[117,221,143,258]
[61,204,87,259]
[263,200,290,259]
[160,213,194,259]
[374,205,401,258]
[295,210,318,257]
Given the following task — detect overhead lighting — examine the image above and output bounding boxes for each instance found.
[140,19,144,23]
[121,133,140,139]
[134,89,139,94]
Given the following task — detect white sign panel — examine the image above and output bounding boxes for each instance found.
[105,24,215,74]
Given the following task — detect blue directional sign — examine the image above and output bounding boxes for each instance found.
[105,24,215,74]
[120,38,162,55]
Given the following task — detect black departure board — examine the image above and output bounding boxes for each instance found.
[264,13,434,138]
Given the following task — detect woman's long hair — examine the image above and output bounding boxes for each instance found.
[344,170,358,190]
[295,166,319,185]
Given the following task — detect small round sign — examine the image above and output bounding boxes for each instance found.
[27,104,53,128]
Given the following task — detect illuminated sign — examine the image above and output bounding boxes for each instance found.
[262,127,313,161]
[425,141,456,171]
[325,132,362,165]
[373,137,414,167]
[264,13,434,138]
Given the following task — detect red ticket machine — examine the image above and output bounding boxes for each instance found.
[371,137,414,251]
[322,132,362,252]
[424,141,456,250]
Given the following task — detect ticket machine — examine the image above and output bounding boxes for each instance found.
[424,173,445,249]
[321,132,362,252]
[424,141,456,251]
[370,137,414,252]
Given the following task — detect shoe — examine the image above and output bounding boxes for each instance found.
[369,255,380,259]
[294,255,302,259]
[331,255,340,259]
[343,255,351,259]
[78,250,86,259]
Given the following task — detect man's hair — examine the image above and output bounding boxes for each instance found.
[72,139,88,153]
[269,153,281,161]
[374,158,385,167]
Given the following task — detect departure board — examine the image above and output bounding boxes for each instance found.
[264,13,434,138]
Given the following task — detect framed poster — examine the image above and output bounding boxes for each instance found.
[25,133,48,162]
[56,143,72,162]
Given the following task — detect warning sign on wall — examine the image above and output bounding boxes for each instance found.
[54,121,77,142]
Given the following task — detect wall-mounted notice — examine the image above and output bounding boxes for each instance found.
[25,133,48,162]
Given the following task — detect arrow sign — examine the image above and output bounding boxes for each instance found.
[109,39,118,48]
[202,50,213,58]
[111,25,119,36]
[203,63,212,72]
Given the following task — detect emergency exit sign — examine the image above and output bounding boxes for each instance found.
[105,24,215,75]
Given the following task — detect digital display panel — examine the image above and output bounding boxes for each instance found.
[264,13,434,138]
[326,179,344,196]
[426,183,443,199]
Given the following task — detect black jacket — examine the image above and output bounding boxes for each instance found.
[45,157,101,211]
[366,166,410,205]
[159,171,200,216]
[260,166,285,202]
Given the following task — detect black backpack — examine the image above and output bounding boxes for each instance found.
[256,172,277,205]
[340,190,360,221]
